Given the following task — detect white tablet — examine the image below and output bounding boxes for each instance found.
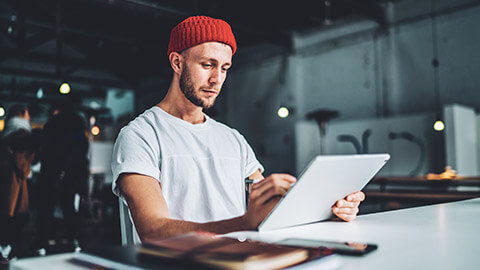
[258,154,390,231]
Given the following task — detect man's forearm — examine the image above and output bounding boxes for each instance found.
[138,215,253,241]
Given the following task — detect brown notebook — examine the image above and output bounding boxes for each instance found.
[138,231,320,270]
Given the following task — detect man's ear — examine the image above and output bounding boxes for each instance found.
[169,52,183,74]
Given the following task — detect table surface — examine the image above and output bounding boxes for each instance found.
[10,198,480,270]
[225,197,480,270]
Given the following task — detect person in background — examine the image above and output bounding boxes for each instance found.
[35,102,90,255]
[0,104,35,263]
[112,16,365,242]
[4,104,31,124]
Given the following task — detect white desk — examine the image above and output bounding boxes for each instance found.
[10,199,480,269]
[226,198,480,270]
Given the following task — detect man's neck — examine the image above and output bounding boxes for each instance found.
[157,83,205,125]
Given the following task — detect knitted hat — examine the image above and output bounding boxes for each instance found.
[167,16,237,57]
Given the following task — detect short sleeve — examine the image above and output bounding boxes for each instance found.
[111,125,161,197]
[237,133,264,178]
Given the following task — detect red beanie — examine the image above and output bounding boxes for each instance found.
[167,16,237,57]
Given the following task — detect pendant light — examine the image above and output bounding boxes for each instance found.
[431,0,444,132]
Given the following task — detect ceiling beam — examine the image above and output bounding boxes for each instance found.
[0,49,104,71]
[0,67,132,89]
[99,0,191,16]
[0,33,56,63]
[0,14,158,49]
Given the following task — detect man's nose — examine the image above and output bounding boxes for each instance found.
[209,68,224,85]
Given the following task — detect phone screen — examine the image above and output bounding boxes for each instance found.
[275,238,378,256]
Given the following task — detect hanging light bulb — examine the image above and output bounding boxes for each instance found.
[433,120,445,132]
[430,3,444,133]
[59,82,70,94]
[277,107,290,118]
[36,88,44,99]
[89,116,96,126]
[0,106,5,117]
[323,0,332,25]
[91,125,100,136]
[433,111,445,132]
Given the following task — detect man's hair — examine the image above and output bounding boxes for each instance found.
[5,104,28,121]
[167,15,237,57]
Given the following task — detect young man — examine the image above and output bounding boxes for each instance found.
[112,16,364,241]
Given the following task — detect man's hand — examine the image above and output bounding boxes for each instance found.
[332,191,365,222]
[242,174,296,229]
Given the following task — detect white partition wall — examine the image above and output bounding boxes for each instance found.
[295,113,443,176]
[444,104,479,176]
[477,114,480,174]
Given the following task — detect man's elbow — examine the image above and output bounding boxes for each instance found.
[135,216,171,242]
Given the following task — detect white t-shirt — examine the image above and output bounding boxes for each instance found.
[111,106,263,223]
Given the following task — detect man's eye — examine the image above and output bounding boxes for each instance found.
[203,63,212,68]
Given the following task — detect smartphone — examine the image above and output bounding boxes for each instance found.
[275,238,378,256]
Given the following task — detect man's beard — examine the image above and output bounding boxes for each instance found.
[179,67,217,109]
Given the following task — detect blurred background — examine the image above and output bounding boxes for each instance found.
[0,0,479,260]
